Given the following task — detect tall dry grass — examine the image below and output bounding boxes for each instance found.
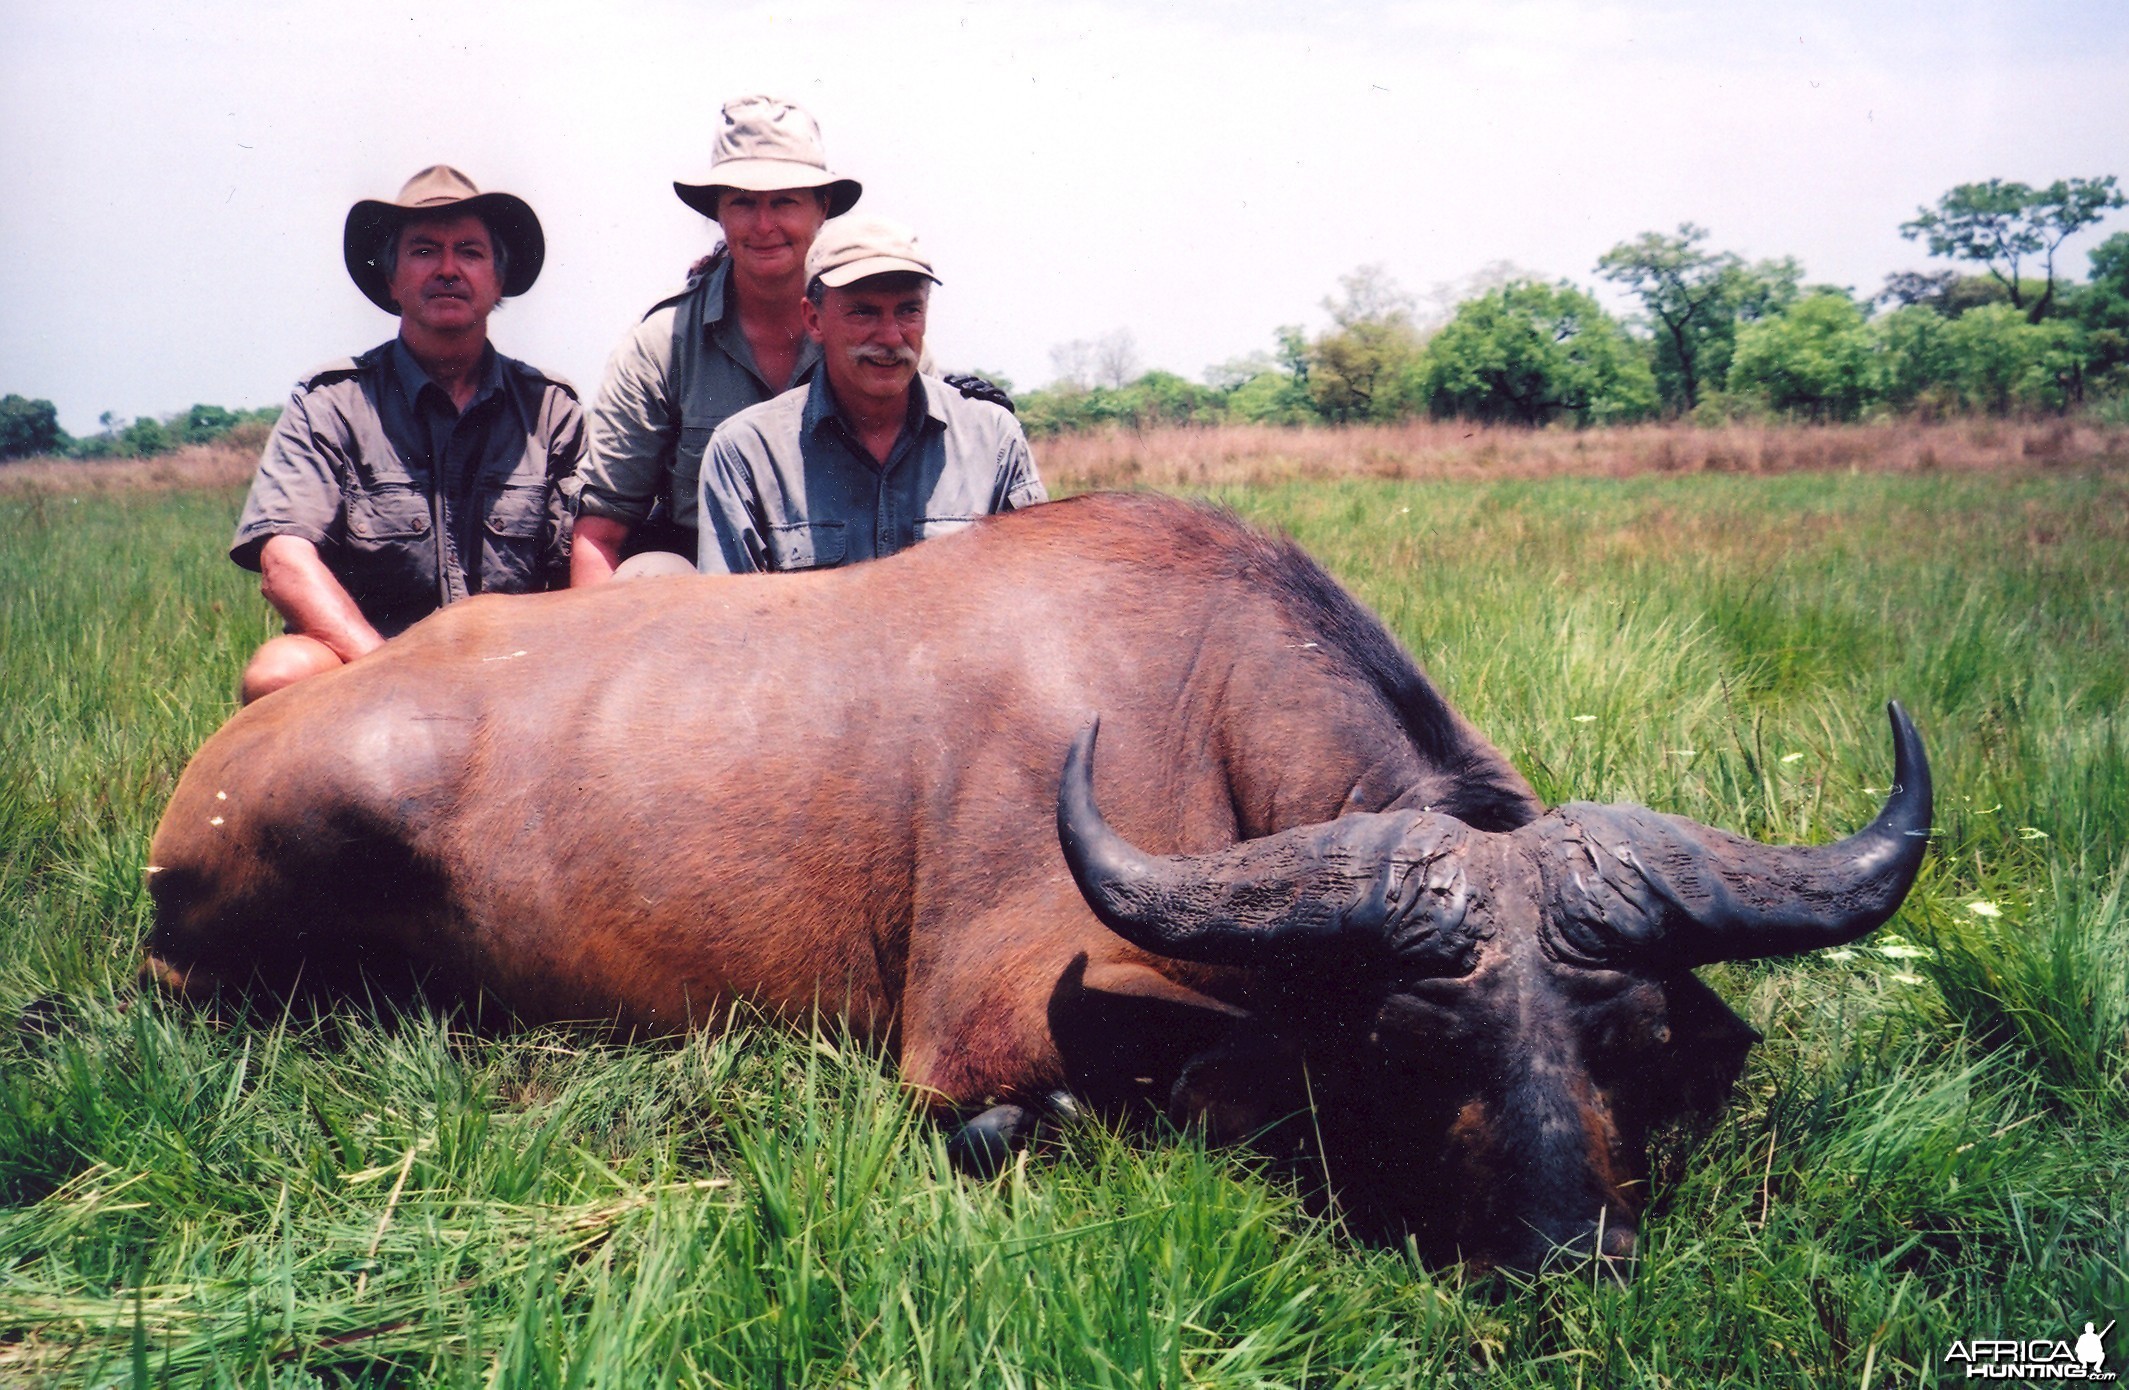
[1041,417,2129,490]
[5,417,2123,501]
[0,422,270,498]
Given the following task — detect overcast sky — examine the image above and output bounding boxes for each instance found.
[3,0,2125,435]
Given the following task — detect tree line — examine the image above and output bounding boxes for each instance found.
[0,399,280,463]
[1017,175,2129,434]
[8,176,2124,461]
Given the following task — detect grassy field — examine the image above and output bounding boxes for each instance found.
[2,450,2126,1385]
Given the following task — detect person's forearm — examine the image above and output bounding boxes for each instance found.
[257,535,385,661]
[572,514,631,585]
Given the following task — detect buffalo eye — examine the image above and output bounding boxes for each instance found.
[1584,980,1674,1062]
[1366,989,1494,1087]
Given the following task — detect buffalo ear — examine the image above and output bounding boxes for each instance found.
[1652,973,1761,1116]
[1170,1026,1310,1149]
[1047,954,1252,1112]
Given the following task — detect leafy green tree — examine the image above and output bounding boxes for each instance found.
[1419,280,1656,426]
[180,402,241,444]
[1273,325,1310,391]
[1204,351,1311,425]
[1596,224,1801,412]
[2071,231,2129,387]
[0,394,66,459]
[119,416,175,457]
[1941,305,2079,413]
[1871,305,1957,410]
[1900,176,2125,322]
[1306,265,1425,423]
[1224,370,1313,424]
[1728,291,1878,421]
[1018,369,1232,435]
[1127,370,1226,426]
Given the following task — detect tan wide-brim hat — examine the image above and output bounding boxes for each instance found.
[806,214,940,290]
[673,94,862,221]
[343,165,545,314]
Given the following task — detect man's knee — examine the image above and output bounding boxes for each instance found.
[613,550,697,581]
[240,635,344,704]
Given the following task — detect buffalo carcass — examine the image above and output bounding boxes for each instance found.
[144,491,1929,1271]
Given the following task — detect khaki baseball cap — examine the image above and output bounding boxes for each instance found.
[674,94,862,220]
[806,214,941,290]
[343,165,544,313]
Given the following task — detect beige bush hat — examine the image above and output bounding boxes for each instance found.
[343,165,544,313]
[674,94,862,220]
[805,215,940,290]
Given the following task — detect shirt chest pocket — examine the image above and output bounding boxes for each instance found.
[478,484,550,592]
[345,484,431,542]
[483,484,547,540]
[766,520,846,571]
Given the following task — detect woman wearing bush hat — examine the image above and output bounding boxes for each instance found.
[572,95,860,579]
[574,95,1009,581]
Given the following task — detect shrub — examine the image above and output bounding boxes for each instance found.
[0,395,66,460]
[1420,280,1657,426]
[1943,305,2080,413]
[1730,291,1878,421]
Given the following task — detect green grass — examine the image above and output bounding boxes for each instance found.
[3,468,2126,1385]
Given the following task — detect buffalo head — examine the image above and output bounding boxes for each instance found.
[1057,704,1930,1273]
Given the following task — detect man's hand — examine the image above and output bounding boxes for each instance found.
[943,374,1016,414]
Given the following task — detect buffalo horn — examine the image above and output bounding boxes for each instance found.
[1542,701,1933,969]
[1056,720,1483,975]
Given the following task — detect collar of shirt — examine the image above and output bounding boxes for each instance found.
[387,336,505,419]
[699,257,822,395]
[802,371,949,471]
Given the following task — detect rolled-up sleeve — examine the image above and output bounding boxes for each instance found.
[697,427,768,574]
[230,388,345,571]
[578,314,675,528]
[994,425,1047,511]
[539,385,588,578]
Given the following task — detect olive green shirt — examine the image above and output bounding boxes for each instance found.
[578,258,820,532]
[698,372,1046,574]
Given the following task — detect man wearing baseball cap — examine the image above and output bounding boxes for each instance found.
[697,214,1045,574]
[572,94,859,582]
[229,165,584,703]
[574,94,1012,583]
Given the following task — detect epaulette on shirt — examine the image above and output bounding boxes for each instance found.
[296,357,363,393]
[641,281,699,321]
[505,358,579,401]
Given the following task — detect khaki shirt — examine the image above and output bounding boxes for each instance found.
[231,339,584,637]
[698,373,1047,574]
[578,258,820,532]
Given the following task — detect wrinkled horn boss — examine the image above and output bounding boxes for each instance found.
[1537,701,1932,969]
[1056,720,1487,976]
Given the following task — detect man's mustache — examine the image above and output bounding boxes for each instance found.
[847,344,919,370]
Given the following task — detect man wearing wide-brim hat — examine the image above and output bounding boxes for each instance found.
[229,165,585,704]
[697,214,1045,575]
